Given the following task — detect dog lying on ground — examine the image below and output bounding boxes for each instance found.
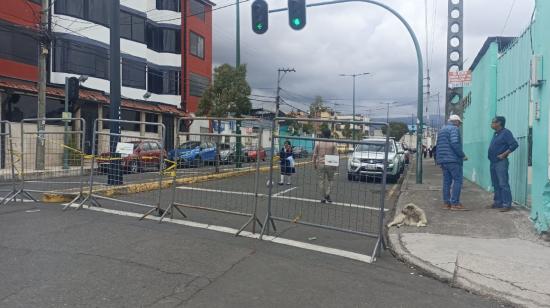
[387,203,428,228]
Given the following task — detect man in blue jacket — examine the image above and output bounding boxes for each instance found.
[436,115,468,210]
[488,116,518,212]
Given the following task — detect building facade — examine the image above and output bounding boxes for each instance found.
[462,0,550,233]
[0,0,214,155]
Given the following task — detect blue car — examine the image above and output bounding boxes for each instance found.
[168,141,217,167]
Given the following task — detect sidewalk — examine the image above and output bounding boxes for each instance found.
[388,161,550,308]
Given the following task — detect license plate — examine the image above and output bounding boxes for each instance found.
[366,164,377,170]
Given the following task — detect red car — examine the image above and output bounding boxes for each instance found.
[244,146,266,162]
[97,140,166,174]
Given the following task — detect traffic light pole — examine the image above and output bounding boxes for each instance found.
[268,0,424,184]
[63,77,70,170]
[108,0,123,185]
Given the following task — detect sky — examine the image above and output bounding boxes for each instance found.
[210,0,535,118]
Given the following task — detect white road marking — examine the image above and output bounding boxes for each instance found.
[177,186,389,212]
[273,186,297,197]
[65,203,373,264]
[0,197,35,203]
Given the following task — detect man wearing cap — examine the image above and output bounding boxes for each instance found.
[436,115,468,210]
[488,116,518,212]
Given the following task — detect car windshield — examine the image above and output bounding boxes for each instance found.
[219,144,231,150]
[179,142,199,149]
[356,143,395,153]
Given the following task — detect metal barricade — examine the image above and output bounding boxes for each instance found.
[80,119,166,219]
[0,121,17,204]
[5,118,87,205]
[261,118,391,258]
[164,117,265,235]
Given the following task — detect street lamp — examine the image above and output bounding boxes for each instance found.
[339,72,370,140]
[379,101,399,123]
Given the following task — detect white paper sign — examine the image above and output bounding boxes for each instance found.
[325,155,340,167]
[116,142,134,155]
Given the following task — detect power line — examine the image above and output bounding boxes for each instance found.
[501,0,517,35]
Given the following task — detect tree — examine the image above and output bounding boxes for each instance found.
[381,122,409,141]
[342,123,352,139]
[197,64,252,117]
[309,95,327,117]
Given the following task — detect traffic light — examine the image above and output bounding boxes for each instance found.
[67,77,80,103]
[251,0,268,34]
[288,0,306,30]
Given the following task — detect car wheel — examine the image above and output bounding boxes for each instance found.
[228,155,234,164]
[130,160,140,174]
[347,173,353,181]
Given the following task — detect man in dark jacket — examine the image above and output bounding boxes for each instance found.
[488,116,518,212]
[436,115,468,210]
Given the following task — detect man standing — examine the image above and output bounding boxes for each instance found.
[313,128,338,203]
[488,116,518,212]
[436,115,468,210]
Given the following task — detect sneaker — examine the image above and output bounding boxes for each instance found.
[486,203,501,209]
[325,195,332,203]
[320,199,327,203]
[441,203,451,210]
[499,207,512,212]
[278,182,284,186]
[450,204,469,211]
[286,182,291,185]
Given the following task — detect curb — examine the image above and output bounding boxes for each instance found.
[43,161,312,200]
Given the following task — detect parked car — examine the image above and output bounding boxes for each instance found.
[401,142,411,165]
[97,140,166,174]
[218,143,235,164]
[395,142,406,174]
[244,146,266,162]
[168,141,217,167]
[292,146,308,158]
[347,138,401,182]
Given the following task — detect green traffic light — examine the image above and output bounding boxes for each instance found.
[292,18,301,26]
[256,23,263,30]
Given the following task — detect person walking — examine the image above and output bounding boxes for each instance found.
[436,115,468,210]
[423,146,428,159]
[279,140,295,185]
[488,116,518,212]
[313,128,338,203]
[429,146,434,158]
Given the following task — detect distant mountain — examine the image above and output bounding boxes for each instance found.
[371,115,445,127]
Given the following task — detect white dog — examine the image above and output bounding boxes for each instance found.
[387,203,428,228]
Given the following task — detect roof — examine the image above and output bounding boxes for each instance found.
[469,37,516,71]
[0,78,186,116]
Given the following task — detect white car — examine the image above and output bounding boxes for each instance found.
[347,138,401,182]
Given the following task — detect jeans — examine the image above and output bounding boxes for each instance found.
[490,159,512,208]
[441,163,463,206]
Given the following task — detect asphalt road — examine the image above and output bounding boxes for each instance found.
[0,202,507,308]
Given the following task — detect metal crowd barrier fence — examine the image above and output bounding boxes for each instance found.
[79,119,166,219]
[261,117,391,257]
[5,118,87,205]
[0,121,17,204]
[164,117,265,234]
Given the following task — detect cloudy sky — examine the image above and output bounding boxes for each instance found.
[210,0,534,119]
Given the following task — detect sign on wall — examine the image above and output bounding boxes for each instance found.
[448,70,472,88]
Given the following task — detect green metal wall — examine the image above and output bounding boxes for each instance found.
[530,0,550,232]
[462,43,498,192]
[463,0,550,232]
[495,29,532,207]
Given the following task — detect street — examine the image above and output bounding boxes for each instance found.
[0,159,509,307]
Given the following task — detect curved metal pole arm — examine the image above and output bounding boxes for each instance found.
[269,0,424,184]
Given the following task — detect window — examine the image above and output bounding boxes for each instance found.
[1,95,65,124]
[28,0,41,5]
[189,73,209,97]
[120,109,141,131]
[54,39,109,80]
[146,23,181,54]
[190,32,204,59]
[145,113,159,133]
[122,58,146,89]
[120,11,145,43]
[0,21,39,66]
[147,67,181,95]
[88,0,110,26]
[55,0,86,19]
[156,0,180,12]
[190,0,205,20]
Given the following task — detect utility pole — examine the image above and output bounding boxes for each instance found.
[36,0,49,170]
[235,0,242,167]
[275,68,295,150]
[424,0,431,132]
[108,0,122,185]
[339,72,370,140]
